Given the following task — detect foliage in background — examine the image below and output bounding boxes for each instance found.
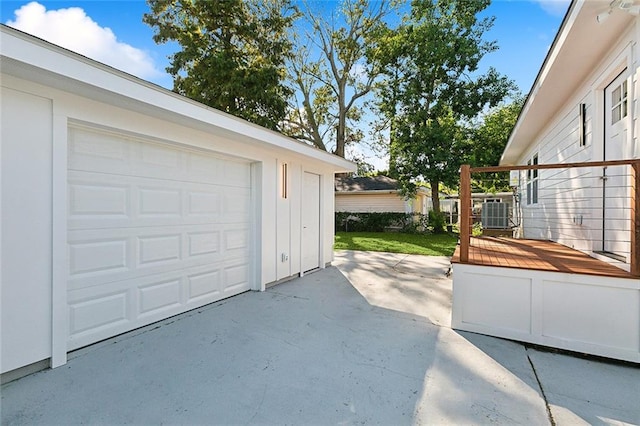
[350,153,376,176]
[145,0,518,175]
[374,0,515,212]
[470,96,524,192]
[336,211,421,232]
[335,211,453,234]
[144,0,296,130]
[283,0,393,157]
[427,210,447,234]
[335,231,458,256]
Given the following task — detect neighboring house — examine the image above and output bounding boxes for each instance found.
[0,26,354,379]
[452,0,640,363]
[335,176,431,214]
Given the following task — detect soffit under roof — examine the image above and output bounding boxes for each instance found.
[501,0,635,165]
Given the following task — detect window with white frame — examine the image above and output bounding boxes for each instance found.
[611,80,628,124]
[579,103,587,146]
[527,154,538,205]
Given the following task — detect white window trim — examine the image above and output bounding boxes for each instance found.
[526,153,539,205]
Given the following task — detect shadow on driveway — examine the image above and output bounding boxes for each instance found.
[3,251,636,425]
[3,267,440,424]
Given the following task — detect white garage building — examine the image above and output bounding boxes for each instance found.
[0,26,355,379]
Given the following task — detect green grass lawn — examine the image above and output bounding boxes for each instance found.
[334,231,458,256]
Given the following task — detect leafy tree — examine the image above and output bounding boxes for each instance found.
[350,153,376,176]
[143,0,297,130]
[283,0,393,157]
[470,97,524,192]
[375,0,515,217]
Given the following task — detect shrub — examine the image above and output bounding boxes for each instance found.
[336,212,429,233]
[428,210,447,234]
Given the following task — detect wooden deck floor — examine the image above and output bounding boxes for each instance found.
[451,237,634,279]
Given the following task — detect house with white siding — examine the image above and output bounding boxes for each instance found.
[452,0,640,363]
[335,176,431,214]
[501,0,640,264]
[0,25,354,380]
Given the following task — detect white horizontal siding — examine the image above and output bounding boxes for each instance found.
[520,97,598,250]
[335,193,408,213]
[517,21,640,257]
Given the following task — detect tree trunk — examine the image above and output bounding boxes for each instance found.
[335,115,350,177]
[430,179,440,213]
[429,179,446,233]
[335,103,346,158]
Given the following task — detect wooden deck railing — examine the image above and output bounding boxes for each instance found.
[459,159,640,277]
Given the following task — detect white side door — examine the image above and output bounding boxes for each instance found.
[302,172,320,272]
[602,72,631,261]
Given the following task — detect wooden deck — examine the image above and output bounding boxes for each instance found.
[451,237,634,279]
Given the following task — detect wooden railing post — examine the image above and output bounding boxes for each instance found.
[631,161,640,276]
[460,165,471,263]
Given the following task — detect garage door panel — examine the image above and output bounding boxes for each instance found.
[138,187,182,217]
[187,268,222,302]
[224,228,249,251]
[69,172,249,229]
[69,127,178,178]
[188,230,221,257]
[223,188,251,222]
[69,237,130,277]
[223,262,250,292]
[138,234,182,266]
[138,278,182,316]
[223,160,252,187]
[138,141,182,170]
[188,191,221,216]
[67,127,253,349]
[68,227,227,291]
[68,181,130,218]
[69,127,129,164]
[185,152,226,185]
[68,289,130,338]
[67,259,246,350]
[70,128,250,188]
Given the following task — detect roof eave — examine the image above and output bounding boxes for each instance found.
[0,25,356,173]
[501,0,635,166]
[335,188,430,196]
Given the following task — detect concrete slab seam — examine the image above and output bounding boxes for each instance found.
[526,347,556,426]
[391,254,410,270]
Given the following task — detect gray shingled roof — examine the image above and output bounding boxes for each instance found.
[335,176,399,192]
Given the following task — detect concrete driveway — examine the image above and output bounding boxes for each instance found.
[2,250,639,425]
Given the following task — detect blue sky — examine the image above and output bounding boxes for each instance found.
[1,0,569,92]
[1,0,570,168]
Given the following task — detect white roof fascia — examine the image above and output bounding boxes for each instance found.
[336,188,430,197]
[0,25,355,172]
[335,190,401,195]
[500,1,635,166]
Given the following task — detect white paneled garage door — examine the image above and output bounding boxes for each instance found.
[67,126,252,350]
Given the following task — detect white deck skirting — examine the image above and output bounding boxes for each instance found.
[452,263,640,363]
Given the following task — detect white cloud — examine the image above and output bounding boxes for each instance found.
[6,2,162,80]
[532,0,571,17]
